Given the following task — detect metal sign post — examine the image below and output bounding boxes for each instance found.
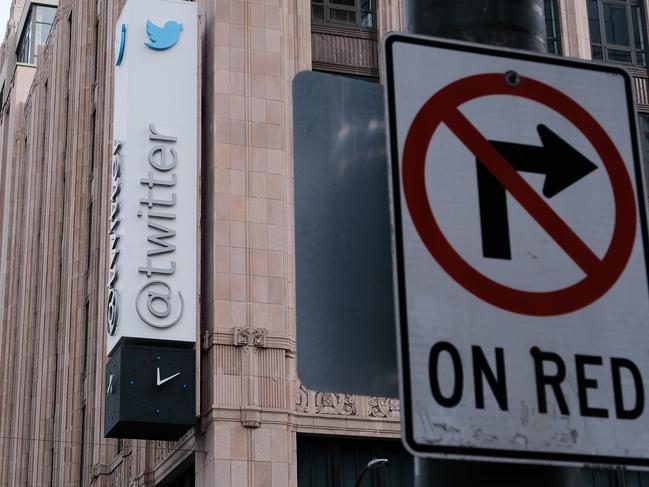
[401,1,586,484]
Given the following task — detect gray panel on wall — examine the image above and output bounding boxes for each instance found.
[293,70,398,397]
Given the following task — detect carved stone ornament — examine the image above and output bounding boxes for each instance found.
[234,327,267,348]
[315,392,357,416]
[296,384,309,413]
[368,397,400,418]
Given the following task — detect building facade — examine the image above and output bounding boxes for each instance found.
[0,0,649,486]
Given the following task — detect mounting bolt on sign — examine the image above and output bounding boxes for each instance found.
[504,70,520,87]
[384,34,649,468]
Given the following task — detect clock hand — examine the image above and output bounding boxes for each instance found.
[156,367,181,386]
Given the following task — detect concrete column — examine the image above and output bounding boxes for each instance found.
[196,0,310,483]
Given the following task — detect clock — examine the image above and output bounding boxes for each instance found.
[104,341,195,440]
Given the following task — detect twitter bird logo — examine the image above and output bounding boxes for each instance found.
[145,19,183,50]
[115,23,126,66]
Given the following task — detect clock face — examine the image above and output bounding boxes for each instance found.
[105,342,195,440]
[157,366,181,386]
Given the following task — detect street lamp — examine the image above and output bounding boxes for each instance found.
[354,458,389,487]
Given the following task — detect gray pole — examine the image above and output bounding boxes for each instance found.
[405,1,582,485]
[404,0,546,51]
[414,457,584,486]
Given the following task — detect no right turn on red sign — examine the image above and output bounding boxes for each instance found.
[385,33,649,467]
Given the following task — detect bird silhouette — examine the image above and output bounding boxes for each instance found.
[115,23,126,65]
[145,19,183,50]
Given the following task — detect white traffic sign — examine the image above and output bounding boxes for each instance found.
[385,33,649,467]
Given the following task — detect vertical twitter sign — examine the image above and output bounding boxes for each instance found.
[109,0,197,352]
[106,0,197,440]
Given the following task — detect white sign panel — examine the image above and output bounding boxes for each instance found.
[108,0,197,353]
[385,34,649,467]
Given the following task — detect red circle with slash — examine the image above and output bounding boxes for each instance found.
[402,73,637,316]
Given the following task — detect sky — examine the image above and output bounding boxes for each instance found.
[0,0,9,42]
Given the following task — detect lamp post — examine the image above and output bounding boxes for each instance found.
[354,458,389,487]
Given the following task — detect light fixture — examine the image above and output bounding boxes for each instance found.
[354,458,389,487]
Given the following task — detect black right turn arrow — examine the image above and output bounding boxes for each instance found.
[477,124,598,260]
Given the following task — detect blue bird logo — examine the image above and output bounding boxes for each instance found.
[115,23,126,66]
[145,19,183,50]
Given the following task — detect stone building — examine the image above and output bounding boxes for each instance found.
[0,0,649,486]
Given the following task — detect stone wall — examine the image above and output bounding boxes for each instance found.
[0,0,406,485]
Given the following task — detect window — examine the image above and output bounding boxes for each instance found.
[159,460,194,487]
[16,5,57,65]
[545,0,562,54]
[587,0,646,65]
[311,0,375,29]
[297,435,413,487]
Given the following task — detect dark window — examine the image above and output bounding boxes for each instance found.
[297,435,413,487]
[587,0,647,65]
[311,0,375,29]
[545,0,562,54]
[16,5,57,64]
[160,461,194,487]
[17,12,33,64]
[638,115,649,185]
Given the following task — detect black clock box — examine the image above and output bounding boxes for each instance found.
[104,341,196,440]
